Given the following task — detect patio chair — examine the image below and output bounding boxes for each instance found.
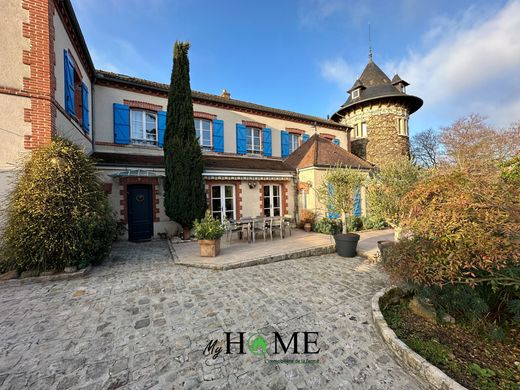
[268,217,284,240]
[224,220,243,244]
[282,215,292,237]
[251,218,267,243]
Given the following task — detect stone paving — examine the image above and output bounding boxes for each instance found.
[0,241,423,389]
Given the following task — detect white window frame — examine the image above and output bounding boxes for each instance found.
[352,89,360,99]
[361,122,367,138]
[211,184,236,222]
[130,109,157,145]
[246,126,262,154]
[398,118,409,136]
[263,184,281,217]
[194,118,213,149]
[288,133,300,154]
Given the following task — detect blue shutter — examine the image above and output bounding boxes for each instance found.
[281,130,290,158]
[157,111,166,147]
[333,138,340,146]
[327,183,340,219]
[302,133,310,143]
[64,50,75,116]
[353,188,362,217]
[213,119,224,153]
[113,103,130,144]
[262,128,272,157]
[81,83,89,133]
[236,124,247,154]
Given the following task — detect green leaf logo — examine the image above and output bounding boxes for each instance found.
[247,334,268,356]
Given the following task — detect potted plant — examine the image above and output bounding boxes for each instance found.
[299,209,315,232]
[193,210,225,257]
[317,166,366,257]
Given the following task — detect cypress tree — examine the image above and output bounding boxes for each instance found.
[163,41,206,238]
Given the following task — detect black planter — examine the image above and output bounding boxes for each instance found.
[334,233,360,257]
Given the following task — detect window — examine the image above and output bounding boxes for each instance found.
[398,118,409,136]
[195,118,212,149]
[211,185,235,222]
[401,85,406,93]
[355,122,367,138]
[287,133,300,154]
[131,109,157,145]
[246,126,262,154]
[352,89,360,99]
[263,184,281,217]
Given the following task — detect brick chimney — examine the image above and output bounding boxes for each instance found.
[220,89,230,99]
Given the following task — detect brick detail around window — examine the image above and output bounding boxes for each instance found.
[242,120,265,129]
[319,133,335,141]
[259,182,288,217]
[21,0,56,150]
[204,180,242,220]
[286,128,304,135]
[119,177,160,224]
[194,111,217,120]
[123,99,163,112]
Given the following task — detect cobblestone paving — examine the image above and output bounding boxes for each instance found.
[0,241,423,390]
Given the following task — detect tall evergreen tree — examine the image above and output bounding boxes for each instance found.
[164,41,206,238]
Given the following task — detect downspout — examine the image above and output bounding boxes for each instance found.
[294,169,299,225]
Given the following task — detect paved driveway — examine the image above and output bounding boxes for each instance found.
[0,241,422,389]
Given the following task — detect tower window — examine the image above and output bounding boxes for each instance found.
[352,89,360,99]
[355,122,367,138]
[398,118,409,136]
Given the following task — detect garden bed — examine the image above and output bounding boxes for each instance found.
[381,289,520,390]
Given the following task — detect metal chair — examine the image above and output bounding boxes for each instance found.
[251,218,267,243]
[268,217,284,240]
[224,219,243,244]
[283,215,292,237]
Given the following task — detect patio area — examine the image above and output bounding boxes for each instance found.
[172,229,394,270]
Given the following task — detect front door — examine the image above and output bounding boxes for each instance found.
[128,184,153,241]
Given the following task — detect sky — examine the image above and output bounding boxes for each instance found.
[71,0,520,137]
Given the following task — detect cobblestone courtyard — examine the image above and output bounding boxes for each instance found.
[0,241,423,389]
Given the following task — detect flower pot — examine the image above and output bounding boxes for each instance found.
[334,233,360,257]
[303,222,312,232]
[182,227,191,241]
[199,239,221,257]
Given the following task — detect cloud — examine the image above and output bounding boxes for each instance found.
[297,0,370,27]
[397,0,520,127]
[320,58,358,89]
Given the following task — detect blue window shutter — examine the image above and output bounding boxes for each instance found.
[333,138,340,146]
[157,111,166,147]
[81,83,89,133]
[302,133,310,143]
[213,119,224,153]
[353,188,362,217]
[64,50,75,116]
[236,124,247,154]
[281,130,290,158]
[262,128,272,157]
[327,183,340,219]
[113,103,130,144]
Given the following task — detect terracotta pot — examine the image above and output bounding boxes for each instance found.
[303,222,312,232]
[183,227,191,240]
[199,239,221,257]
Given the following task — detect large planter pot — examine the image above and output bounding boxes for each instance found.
[303,222,312,232]
[199,239,221,257]
[334,233,360,257]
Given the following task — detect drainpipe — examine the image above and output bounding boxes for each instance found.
[294,170,299,225]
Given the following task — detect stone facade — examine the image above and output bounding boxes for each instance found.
[342,101,411,167]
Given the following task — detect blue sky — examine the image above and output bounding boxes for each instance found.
[71,0,520,136]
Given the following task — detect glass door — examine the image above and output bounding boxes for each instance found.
[263,184,281,217]
[211,185,236,222]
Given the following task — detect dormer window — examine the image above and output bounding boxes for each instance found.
[400,85,406,93]
[352,89,360,99]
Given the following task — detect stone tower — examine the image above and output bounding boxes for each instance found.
[331,55,422,167]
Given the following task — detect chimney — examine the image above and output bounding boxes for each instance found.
[220,89,230,99]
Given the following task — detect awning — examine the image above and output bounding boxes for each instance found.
[108,169,165,178]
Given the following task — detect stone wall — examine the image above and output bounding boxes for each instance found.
[343,101,411,166]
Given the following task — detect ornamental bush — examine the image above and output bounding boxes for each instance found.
[193,210,225,240]
[0,138,117,273]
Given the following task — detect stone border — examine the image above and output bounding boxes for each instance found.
[371,287,468,390]
[0,266,92,286]
[170,242,336,271]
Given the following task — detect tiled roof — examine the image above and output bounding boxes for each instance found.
[284,134,373,170]
[91,152,294,172]
[95,70,348,131]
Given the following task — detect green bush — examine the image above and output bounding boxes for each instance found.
[194,210,225,240]
[313,218,342,235]
[360,215,387,230]
[345,216,363,232]
[0,138,117,273]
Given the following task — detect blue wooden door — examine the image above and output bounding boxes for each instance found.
[128,184,153,241]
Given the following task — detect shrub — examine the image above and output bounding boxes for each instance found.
[193,210,225,240]
[360,215,387,230]
[299,209,315,224]
[345,216,363,232]
[0,138,117,273]
[313,218,342,235]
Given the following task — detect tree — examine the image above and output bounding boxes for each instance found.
[163,42,206,238]
[411,128,440,168]
[316,167,366,234]
[365,157,425,235]
[439,114,520,171]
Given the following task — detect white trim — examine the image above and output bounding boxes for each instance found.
[203,170,293,179]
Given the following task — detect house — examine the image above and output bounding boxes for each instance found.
[0,0,422,241]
